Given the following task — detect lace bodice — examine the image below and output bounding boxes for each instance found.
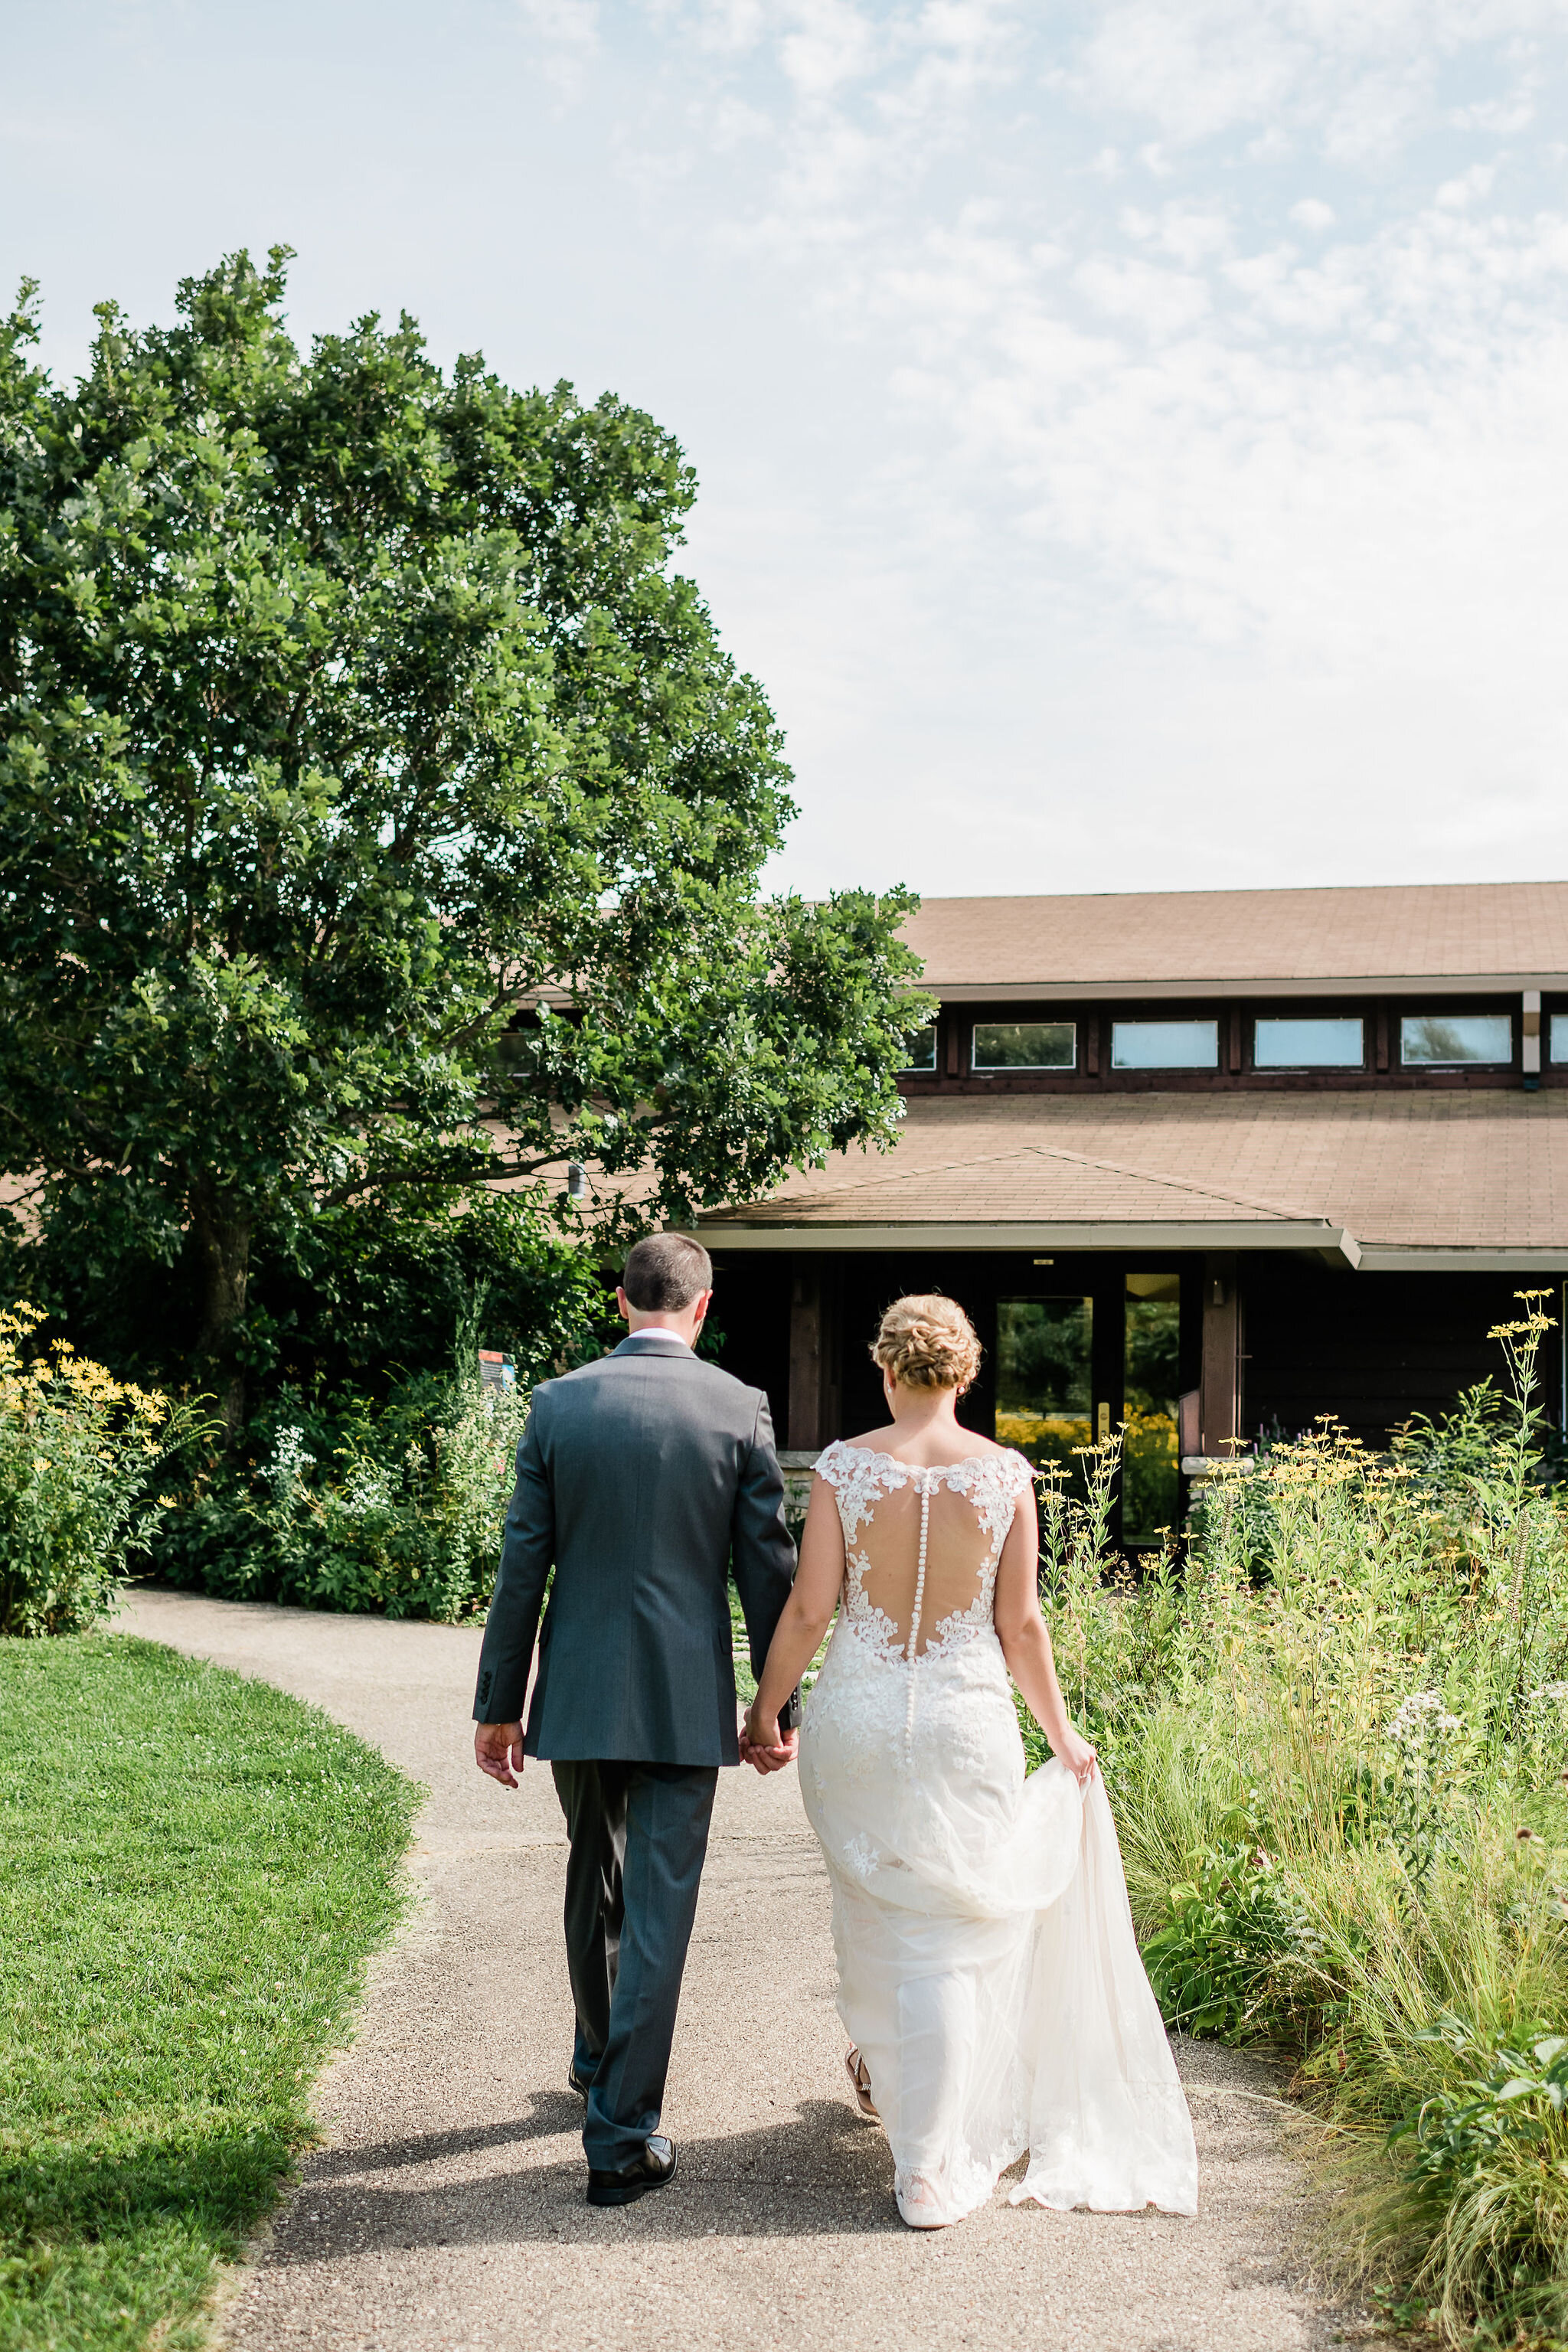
[815,1439,1035,1667]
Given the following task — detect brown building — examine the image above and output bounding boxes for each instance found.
[691,880,1568,1548]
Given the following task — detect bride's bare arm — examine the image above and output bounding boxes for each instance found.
[748,1475,844,1745]
[993,1498,1096,1785]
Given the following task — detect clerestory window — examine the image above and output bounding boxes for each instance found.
[1253,1016,1364,1069]
[1400,1014,1512,1067]
[972,1021,1076,1070]
[1110,1020,1217,1070]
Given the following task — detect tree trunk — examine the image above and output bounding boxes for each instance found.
[191,1183,253,1442]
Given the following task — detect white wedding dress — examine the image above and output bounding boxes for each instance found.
[798,1441,1199,2228]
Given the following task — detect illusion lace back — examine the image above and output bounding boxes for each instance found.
[831,1446,1024,1664]
[799,1439,1198,2230]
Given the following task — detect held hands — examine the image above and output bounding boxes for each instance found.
[475,1721,525,1788]
[740,1704,799,1775]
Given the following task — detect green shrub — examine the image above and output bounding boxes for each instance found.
[157,1367,531,1621]
[3,1183,610,1449]
[1383,2018,1568,2340]
[1028,1431,1186,1743]
[0,1303,200,1637]
[1140,1834,1314,2039]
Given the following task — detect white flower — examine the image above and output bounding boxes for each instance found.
[1388,1690,1462,1749]
[264,1426,316,1494]
[339,1462,393,1518]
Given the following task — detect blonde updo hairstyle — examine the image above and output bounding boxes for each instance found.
[870,1294,982,1395]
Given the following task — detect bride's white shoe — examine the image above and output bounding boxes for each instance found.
[897,2173,952,2229]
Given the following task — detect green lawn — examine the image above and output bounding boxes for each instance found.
[0,1635,420,2352]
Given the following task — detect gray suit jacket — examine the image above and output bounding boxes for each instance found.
[472,1331,799,1766]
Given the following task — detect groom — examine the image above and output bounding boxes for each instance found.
[472,1232,799,2207]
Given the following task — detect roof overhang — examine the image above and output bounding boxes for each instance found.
[694,1219,1363,1266]
[694,1223,1568,1272]
[932,973,1566,1004]
[1353,1247,1568,1272]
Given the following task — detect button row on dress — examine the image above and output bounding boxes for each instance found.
[903,1469,934,1764]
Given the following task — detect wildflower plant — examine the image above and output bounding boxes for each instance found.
[1061,1294,1568,2344]
[0,1301,202,1635]
[1383,1691,1466,1889]
[161,1366,532,1622]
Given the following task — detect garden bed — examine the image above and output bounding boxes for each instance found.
[1019,1299,1568,2346]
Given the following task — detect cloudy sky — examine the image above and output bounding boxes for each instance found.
[6,2,1568,900]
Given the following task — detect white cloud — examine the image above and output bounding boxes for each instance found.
[514,0,601,89]
[1449,80,1541,132]
[15,0,1568,895]
[1074,252,1214,335]
[1069,0,1566,159]
[629,0,1568,766]
[619,0,1568,887]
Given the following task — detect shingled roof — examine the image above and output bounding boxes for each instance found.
[903,881,1568,1001]
[696,1092,1568,1269]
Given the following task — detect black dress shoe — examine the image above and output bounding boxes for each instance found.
[586,2136,677,2207]
[568,2063,592,2101]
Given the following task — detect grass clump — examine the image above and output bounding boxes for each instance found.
[1019,1293,1568,2345]
[0,1635,420,2352]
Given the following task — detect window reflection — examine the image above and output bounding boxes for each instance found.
[972,1021,1076,1070]
[995,1298,1093,1498]
[1123,1273,1181,1545]
[899,1022,937,1071]
[1400,1014,1511,1066]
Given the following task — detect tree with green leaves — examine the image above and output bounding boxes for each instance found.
[0,248,928,1428]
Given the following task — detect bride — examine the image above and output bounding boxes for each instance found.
[743,1294,1198,2230]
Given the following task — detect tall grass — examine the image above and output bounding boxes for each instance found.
[1024,1295,1568,2344]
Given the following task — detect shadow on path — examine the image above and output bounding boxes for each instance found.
[276,2100,945,2253]
[278,2098,1197,2258]
[302,2096,583,2179]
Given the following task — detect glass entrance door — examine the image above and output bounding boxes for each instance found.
[995,1297,1094,1492]
[1122,1272,1181,1544]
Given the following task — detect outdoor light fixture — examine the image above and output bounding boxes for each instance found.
[567,1161,587,1200]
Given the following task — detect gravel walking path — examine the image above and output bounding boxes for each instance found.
[119,1586,1361,2352]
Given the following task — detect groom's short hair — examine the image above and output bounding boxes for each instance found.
[622,1233,714,1312]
